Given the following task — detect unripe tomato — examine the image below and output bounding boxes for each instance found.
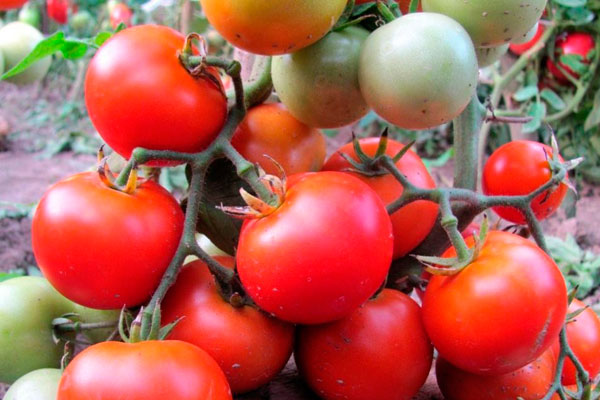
[110,3,132,29]
[85,25,227,162]
[199,0,347,55]
[355,0,422,14]
[18,4,41,28]
[482,140,568,224]
[296,289,433,400]
[3,368,62,400]
[0,22,51,85]
[510,23,544,55]
[57,341,232,399]
[422,0,546,47]
[359,13,478,130]
[272,26,370,129]
[69,10,93,35]
[0,0,26,10]
[423,231,568,375]
[323,138,438,259]
[476,44,509,68]
[546,32,595,83]
[436,350,558,400]
[237,172,394,325]
[32,171,184,309]
[162,257,294,394]
[231,103,327,176]
[47,0,74,24]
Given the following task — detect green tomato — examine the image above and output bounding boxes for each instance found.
[18,5,41,29]
[0,277,72,384]
[70,11,94,35]
[272,26,370,129]
[0,22,51,85]
[71,303,120,344]
[512,22,539,45]
[476,44,509,68]
[3,368,61,400]
[359,13,478,130]
[422,0,546,47]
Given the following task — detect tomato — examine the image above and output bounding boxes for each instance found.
[423,231,567,375]
[57,340,232,399]
[110,3,132,29]
[85,25,227,162]
[547,32,595,84]
[296,289,432,400]
[422,0,546,47]
[476,44,509,68]
[162,257,294,394]
[0,0,26,10]
[199,0,346,55]
[323,138,438,259]
[18,4,42,29]
[0,22,51,85]
[70,11,94,35]
[359,13,478,130]
[237,172,393,325]
[3,368,62,400]
[354,0,421,14]
[272,26,370,129]
[482,140,568,224]
[47,0,74,24]
[0,277,72,384]
[32,171,184,309]
[231,103,327,176]
[436,350,558,400]
[510,23,544,55]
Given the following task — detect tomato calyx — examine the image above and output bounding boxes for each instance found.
[120,306,182,344]
[178,33,225,93]
[95,148,143,195]
[546,135,583,196]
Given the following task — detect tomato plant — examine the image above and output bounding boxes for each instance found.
[231,103,327,176]
[57,341,232,399]
[296,289,432,400]
[32,171,184,309]
[3,369,62,400]
[161,257,294,394]
[0,22,51,85]
[85,25,227,162]
[354,0,421,14]
[547,32,595,84]
[423,231,567,375]
[483,140,568,224]
[237,171,393,324]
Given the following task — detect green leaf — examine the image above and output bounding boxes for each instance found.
[1,32,65,79]
[560,54,588,75]
[523,101,546,133]
[0,270,26,282]
[553,0,587,7]
[584,88,600,131]
[94,32,112,47]
[540,88,567,111]
[513,85,539,102]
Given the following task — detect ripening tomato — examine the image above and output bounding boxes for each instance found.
[3,368,62,400]
[57,341,232,400]
[0,0,26,10]
[47,0,74,24]
[547,32,595,83]
[423,231,567,375]
[237,172,394,325]
[161,257,295,394]
[109,3,132,29]
[231,103,327,176]
[85,25,227,162]
[32,171,184,309]
[510,23,544,55]
[483,140,568,224]
[354,0,421,14]
[199,0,347,55]
[0,22,51,85]
[323,138,438,259]
[296,289,432,400]
[436,350,558,400]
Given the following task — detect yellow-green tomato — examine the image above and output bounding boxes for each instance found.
[0,277,72,384]
[3,368,61,400]
[272,26,370,129]
[70,304,120,344]
[0,22,51,85]
[422,0,546,47]
[359,13,478,130]
[476,44,509,68]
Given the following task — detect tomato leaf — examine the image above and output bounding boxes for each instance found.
[553,0,587,8]
[541,88,567,111]
[523,101,546,133]
[513,85,539,102]
[560,54,588,75]
[584,88,600,131]
[0,270,26,283]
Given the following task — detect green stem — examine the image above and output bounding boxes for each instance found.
[453,96,484,190]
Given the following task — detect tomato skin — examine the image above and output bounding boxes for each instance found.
[85,25,227,162]
[0,0,26,10]
[423,231,567,375]
[161,257,295,394]
[296,289,432,400]
[237,171,394,325]
[57,340,232,400]
[323,138,438,259]
[510,23,544,55]
[3,368,62,400]
[359,13,478,130]
[476,44,509,68]
[436,350,558,400]
[109,3,132,29]
[32,171,184,309]
[482,140,568,224]
[0,22,51,85]
[272,26,370,129]
[547,32,595,83]
[231,103,326,176]
[47,0,73,24]
[199,0,346,55]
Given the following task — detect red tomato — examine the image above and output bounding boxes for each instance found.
[237,171,393,325]
[296,289,432,400]
[355,0,422,14]
[482,140,568,224]
[323,138,438,259]
[510,23,545,55]
[161,256,295,394]
[47,0,75,24]
[231,103,327,177]
[547,32,595,83]
[0,0,27,11]
[423,231,567,375]
[85,25,227,163]
[436,350,558,400]
[109,3,132,29]
[32,171,184,309]
[57,340,232,399]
